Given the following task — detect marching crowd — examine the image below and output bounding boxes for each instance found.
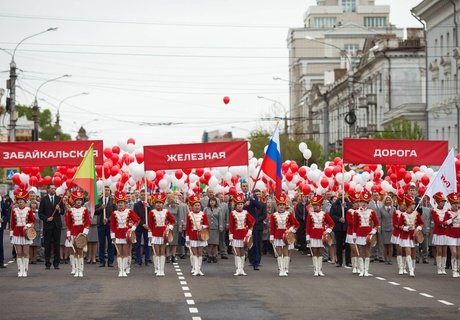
[1,182,459,280]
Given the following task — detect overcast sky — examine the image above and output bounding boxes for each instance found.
[0,0,422,149]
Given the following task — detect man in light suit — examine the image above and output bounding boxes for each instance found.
[38,184,65,270]
[94,186,116,267]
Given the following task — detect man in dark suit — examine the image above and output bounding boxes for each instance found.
[294,194,309,254]
[94,186,116,267]
[330,195,352,268]
[133,189,152,266]
[241,181,263,270]
[0,195,11,268]
[38,184,65,270]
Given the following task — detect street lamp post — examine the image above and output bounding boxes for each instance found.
[305,36,356,157]
[32,74,71,141]
[56,92,89,140]
[7,27,58,142]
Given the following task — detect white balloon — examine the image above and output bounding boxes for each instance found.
[126,143,136,154]
[208,176,219,188]
[365,181,373,191]
[355,184,363,192]
[303,149,312,160]
[426,168,435,178]
[117,139,128,152]
[145,170,156,181]
[110,182,117,193]
[248,150,254,159]
[254,180,266,191]
[56,186,65,196]
[335,172,344,183]
[298,142,308,153]
[343,172,352,183]
[97,180,104,195]
[20,173,29,184]
[310,163,318,171]
[158,179,169,191]
[223,172,232,183]
[189,173,199,183]
[361,172,370,182]
[420,165,428,173]
[61,181,68,190]
[249,157,258,166]
[128,177,136,186]
[247,142,251,150]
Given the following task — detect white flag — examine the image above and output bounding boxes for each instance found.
[424,148,457,208]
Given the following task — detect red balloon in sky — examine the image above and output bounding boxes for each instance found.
[223,96,230,104]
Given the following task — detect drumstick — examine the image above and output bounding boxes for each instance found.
[113,241,120,256]
[354,242,360,257]
[272,242,278,258]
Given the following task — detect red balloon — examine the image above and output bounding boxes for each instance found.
[418,186,426,197]
[120,172,130,184]
[203,171,211,182]
[223,96,230,104]
[12,173,21,186]
[285,172,293,182]
[324,167,333,177]
[112,145,120,154]
[301,184,311,195]
[135,152,144,164]
[333,165,342,175]
[456,160,460,172]
[320,177,329,188]
[403,172,412,184]
[420,175,430,186]
[53,176,62,187]
[127,138,135,145]
[397,167,406,181]
[58,166,68,174]
[390,173,398,183]
[175,170,183,180]
[195,168,204,177]
[103,147,112,159]
[183,169,192,175]
[96,165,102,177]
[111,153,119,165]
[229,186,237,196]
[231,175,239,185]
[298,167,307,178]
[281,162,289,173]
[42,176,52,185]
[111,165,120,176]
[290,161,299,173]
[22,167,32,175]
[156,170,165,180]
[333,157,341,164]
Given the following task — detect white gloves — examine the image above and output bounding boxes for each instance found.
[130,225,136,232]
[186,236,190,242]
[148,231,152,239]
[403,226,409,232]
[83,228,89,235]
[25,223,32,228]
[288,226,296,233]
[325,228,332,234]
[168,224,174,231]
[370,228,377,235]
[110,232,115,239]
[270,235,274,241]
[247,229,253,237]
[416,226,422,231]
[446,218,453,225]
[306,235,310,241]
[67,231,71,238]
[229,234,233,241]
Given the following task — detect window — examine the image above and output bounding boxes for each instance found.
[341,0,357,12]
[364,17,387,27]
[344,44,359,56]
[314,17,337,28]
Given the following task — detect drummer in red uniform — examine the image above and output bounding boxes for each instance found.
[10,189,35,277]
[147,193,176,277]
[270,193,299,277]
[431,192,449,275]
[353,190,379,277]
[444,192,460,278]
[345,191,361,274]
[185,194,209,276]
[306,194,334,277]
[392,193,407,275]
[398,194,423,277]
[65,190,91,278]
[110,191,140,277]
[228,193,255,276]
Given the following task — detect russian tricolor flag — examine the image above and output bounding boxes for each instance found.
[260,126,282,196]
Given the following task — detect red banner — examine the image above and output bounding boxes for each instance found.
[0,140,104,167]
[342,138,448,165]
[144,141,249,170]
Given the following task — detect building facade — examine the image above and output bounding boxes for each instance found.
[413,0,460,151]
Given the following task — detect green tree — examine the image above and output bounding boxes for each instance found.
[372,119,424,140]
[16,104,71,141]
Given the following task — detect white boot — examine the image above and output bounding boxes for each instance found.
[126,256,131,275]
[397,256,403,275]
[436,256,442,275]
[352,257,358,274]
[23,257,29,277]
[358,258,364,277]
[454,260,460,278]
[277,257,284,276]
[69,255,76,275]
[74,256,81,277]
[285,256,290,274]
[157,256,165,277]
[234,256,240,276]
[441,256,447,274]
[239,256,246,276]
[122,258,128,277]
[117,257,123,277]
[79,258,84,277]
[402,256,407,274]
[317,257,325,277]
[312,256,318,276]
[155,256,160,275]
[190,255,195,275]
[364,257,371,276]
[17,257,23,277]
[407,256,414,277]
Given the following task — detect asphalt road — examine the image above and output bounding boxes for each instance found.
[1,238,459,320]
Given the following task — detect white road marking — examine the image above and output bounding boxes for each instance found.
[192,317,202,320]
[182,286,190,291]
[184,292,192,298]
[403,287,416,292]
[420,293,434,298]
[375,277,386,281]
[177,272,183,275]
[180,281,187,285]
[178,276,185,280]
[438,300,454,306]
[388,281,400,286]
[186,299,195,305]
[189,307,198,313]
